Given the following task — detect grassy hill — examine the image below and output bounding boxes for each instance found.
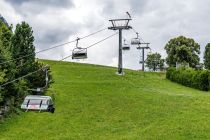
[1,60,210,140]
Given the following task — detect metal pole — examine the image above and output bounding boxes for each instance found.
[118,29,123,74]
[142,48,145,71]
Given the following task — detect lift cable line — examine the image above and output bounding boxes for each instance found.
[79,28,107,40]
[130,28,150,71]
[65,33,118,60]
[0,33,117,87]
[0,28,107,66]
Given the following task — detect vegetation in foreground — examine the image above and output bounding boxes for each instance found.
[166,67,210,91]
[0,60,210,139]
[0,19,50,118]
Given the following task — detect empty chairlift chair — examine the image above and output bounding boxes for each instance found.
[122,39,130,50]
[72,48,87,59]
[72,38,87,59]
[131,32,141,45]
[21,95,55,113]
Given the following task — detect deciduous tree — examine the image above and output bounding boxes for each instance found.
[146,52,165,71]
[164,36,200,68]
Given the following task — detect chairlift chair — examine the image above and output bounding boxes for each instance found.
[72,37,87,59]
[72,48,87,59]
[21,95,55,113]
[139,61,144,64]
[131,32,141,45]
[122,39,130,50]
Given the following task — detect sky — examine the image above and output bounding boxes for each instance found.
[0,0,210,70]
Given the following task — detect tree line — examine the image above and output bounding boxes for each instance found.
[0,20,50,118]
[145,36,210,71]
[159,36,210,91]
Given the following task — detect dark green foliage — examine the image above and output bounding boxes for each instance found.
[204,43,210,70]
[10,21,51,90]
[166,67,210,91]
[0,20,16,105]
[165,36,200,68]
[28,62,52,89]
[0,20,51,117]
[11,21,35,77]
[13,80,28,107]
[145,52,165,71]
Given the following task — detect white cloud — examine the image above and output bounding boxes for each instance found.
[0,0,23,25]
[1,0,210,70]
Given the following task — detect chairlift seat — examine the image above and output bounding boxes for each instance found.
[122,44,130,50]
[21,95,55,113]
[131,38,141,45]
[72,48,87,59]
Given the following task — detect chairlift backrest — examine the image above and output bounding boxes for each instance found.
[122,45,130,50]
[21,95,53,111]
[21,95,55,113]
[24,95,52,104]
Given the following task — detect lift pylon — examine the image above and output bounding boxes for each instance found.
[137,43,150,71]
[108,13,132,75]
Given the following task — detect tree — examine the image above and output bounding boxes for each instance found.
[145,52,165,71]
[204,43,210,69]
[0,20,16,105]
[0,19,51,116]
[11,21,35,78]
[164,36,200,68]
[11,21,51,90]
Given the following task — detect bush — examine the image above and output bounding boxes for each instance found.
[166,67,210,91]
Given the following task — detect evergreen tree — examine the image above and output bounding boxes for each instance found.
[11,21,51,90]
[204,43,210,70]
[11,21,35,78]
[146,53,165,71]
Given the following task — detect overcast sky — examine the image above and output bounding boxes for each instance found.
[1,0,210,70]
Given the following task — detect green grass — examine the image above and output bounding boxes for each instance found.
[1,60,210,140]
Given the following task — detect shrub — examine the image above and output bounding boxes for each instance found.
[166,67,210,91]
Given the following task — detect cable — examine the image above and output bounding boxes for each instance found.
[60,33,118,61]
[0,28,107,65]
[0,33,117,87]
[0,69,42,87]
[80,28,107,40]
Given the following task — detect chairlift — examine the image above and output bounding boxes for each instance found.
[122,39,130,50]
[72,38,87,59]
[72,48,87,59]
[28,66,49,93]
[21,95,55,113]
[139,61,144,64]
[131,32,141,45]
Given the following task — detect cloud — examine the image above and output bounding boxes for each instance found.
[1,0,210,70]
[6,0,74,17]
[7,0,73,7]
